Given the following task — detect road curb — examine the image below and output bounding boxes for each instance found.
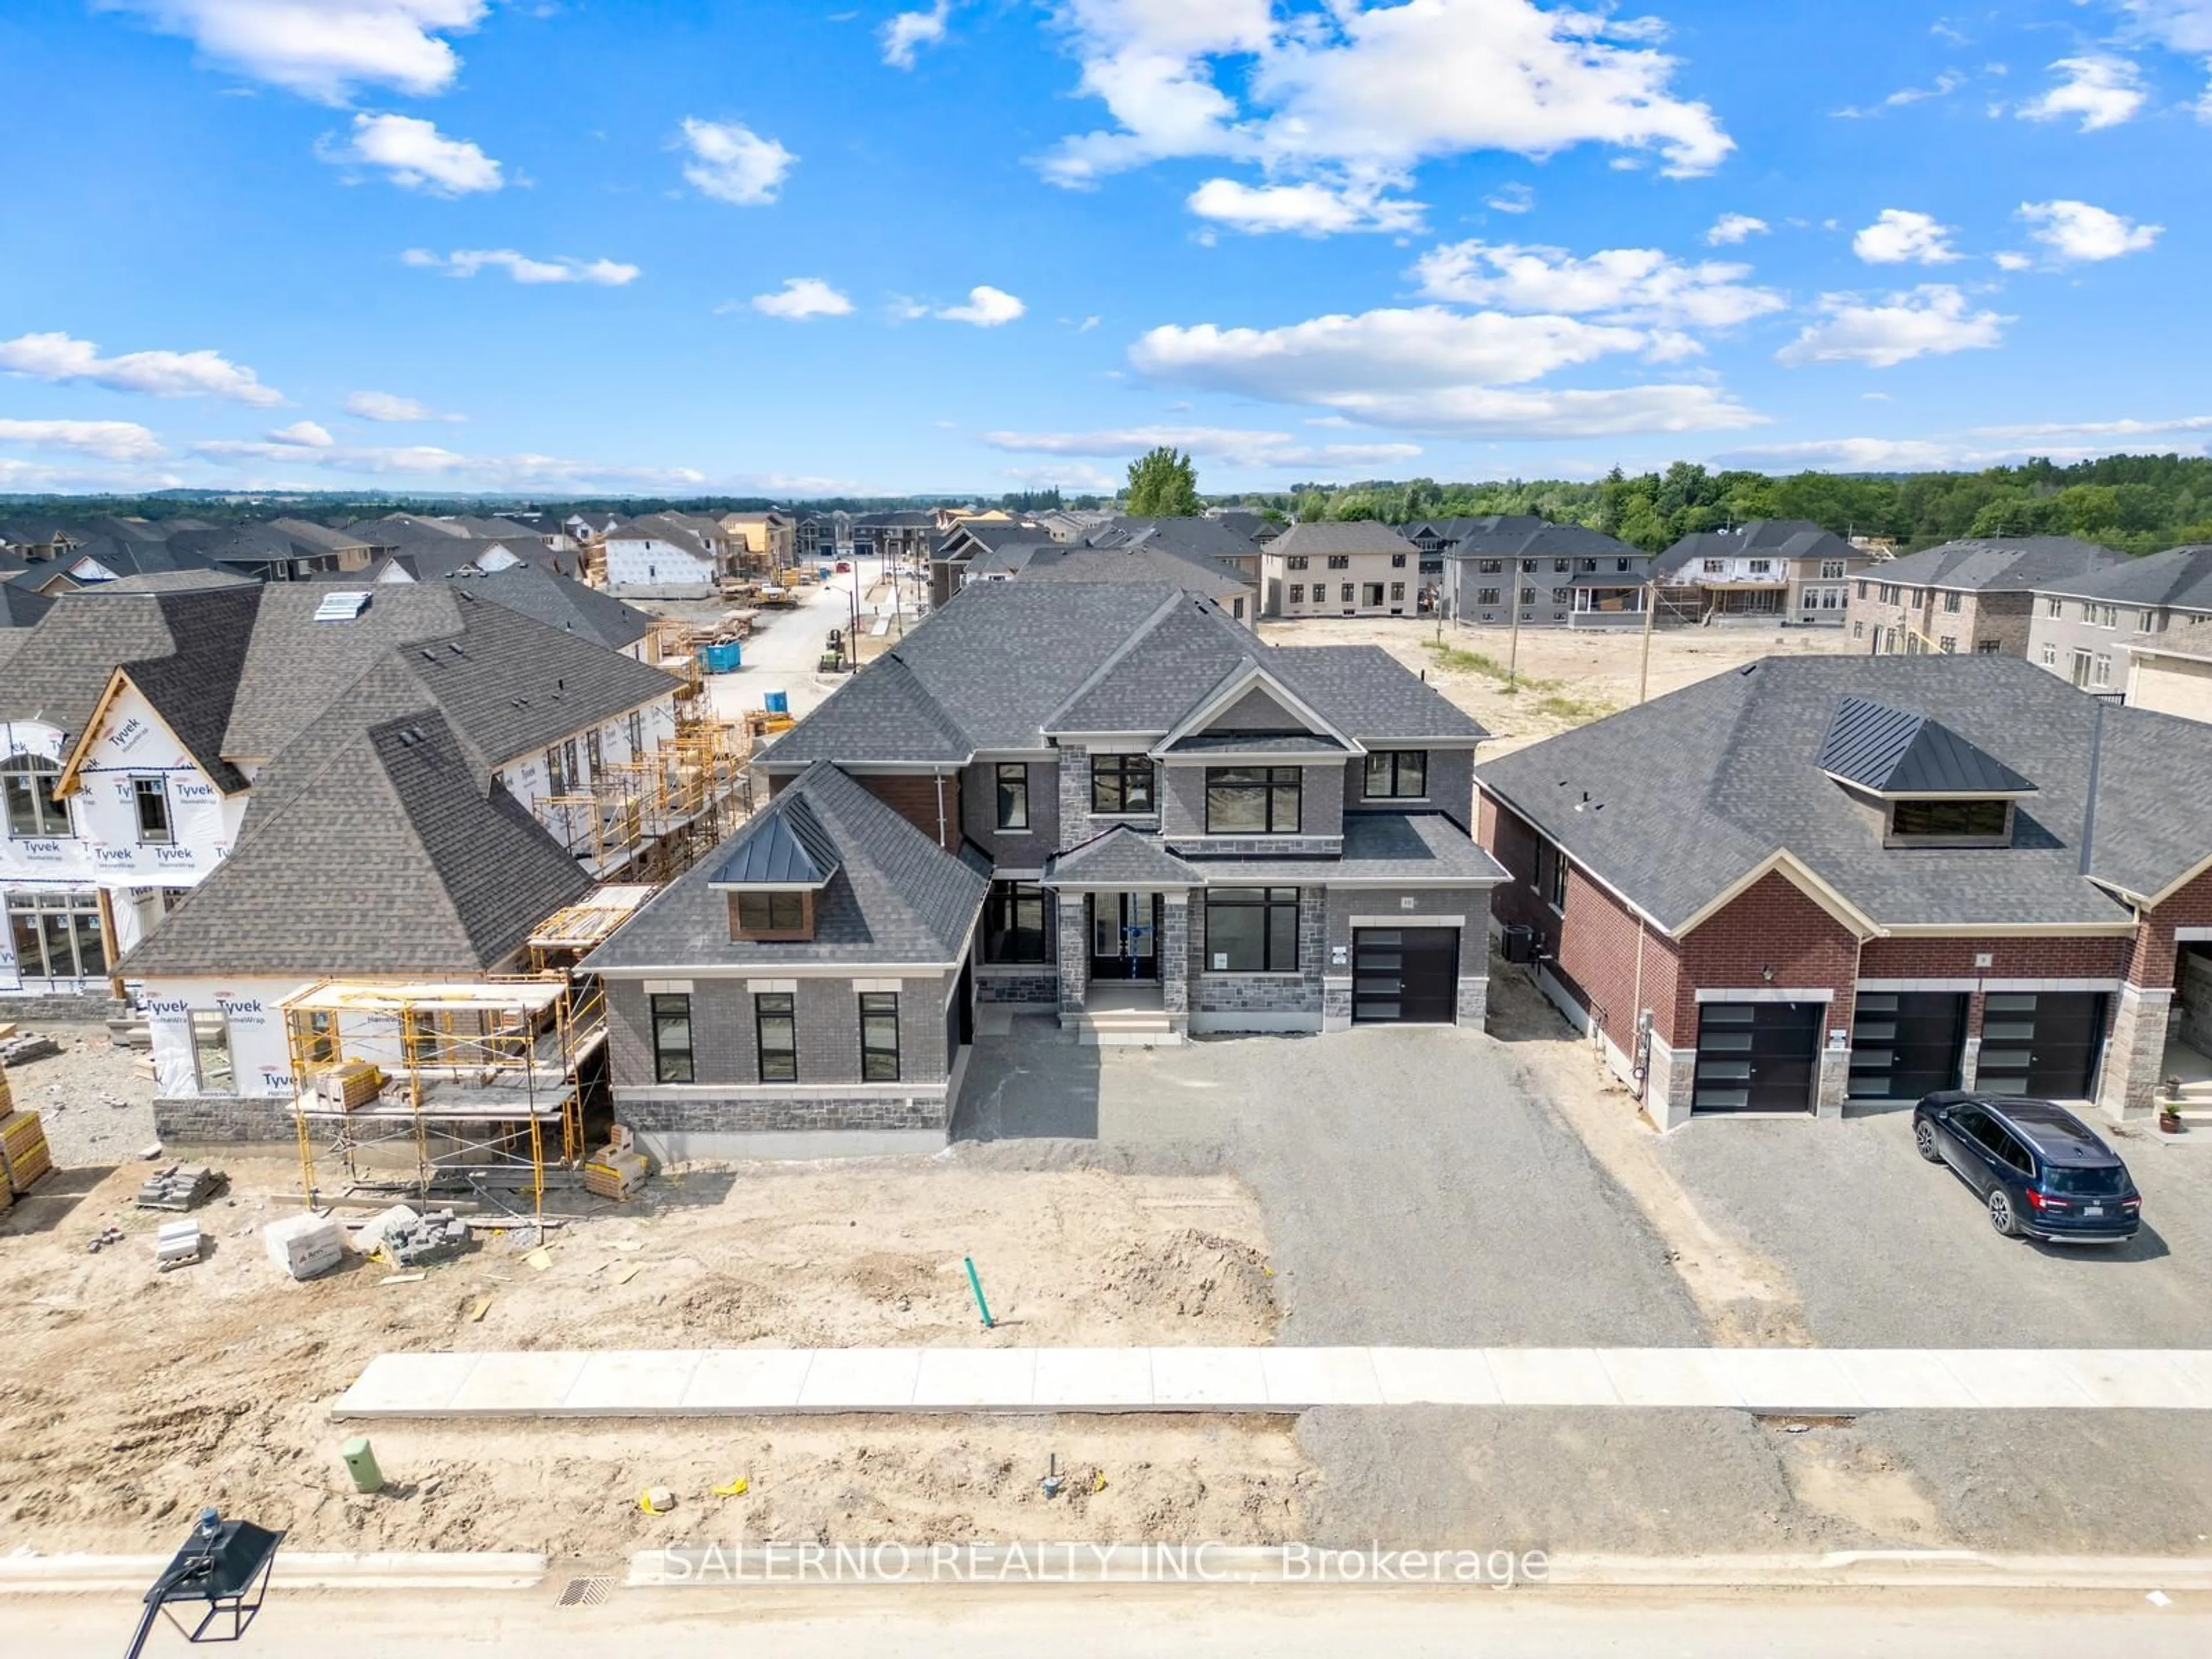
[0,1551,547,1594]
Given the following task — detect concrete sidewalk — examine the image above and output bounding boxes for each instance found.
[332,1346,2212,1419]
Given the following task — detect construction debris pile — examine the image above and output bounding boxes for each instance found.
[135,1162,224,1211]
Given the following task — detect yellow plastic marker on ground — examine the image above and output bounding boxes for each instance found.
[711,1478,749,1498]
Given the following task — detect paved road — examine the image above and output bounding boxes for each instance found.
[699,556,900,728]
[20,1585,2208,1657]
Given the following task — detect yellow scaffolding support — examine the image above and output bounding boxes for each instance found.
[283,975,605,1222]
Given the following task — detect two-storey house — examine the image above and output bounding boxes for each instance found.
[585,581,1503,1161]
[1656,521,1867,625]
[1261,521,1425,619]
[2024,543,2212,714]
[1422,517,1654,629]
[1850,536,2123,662]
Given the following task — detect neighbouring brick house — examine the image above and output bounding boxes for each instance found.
[1847,535,2124,661]
[589,581,1504,1157]
[1477,654,2212,1128]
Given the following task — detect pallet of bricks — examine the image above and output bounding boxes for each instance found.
[0,1063,55,1205]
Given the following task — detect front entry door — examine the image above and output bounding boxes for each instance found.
[1089,893,1158,981]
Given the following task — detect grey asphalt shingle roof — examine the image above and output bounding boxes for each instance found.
[2036,543,2212,612]
[1817,695,2035,795]
[1182,812,1508,885]
[1476,654,2202,933]
[223,586,468,760]
[1266,521,1415,557]
[446,565,653,651]
[1046,826,1205,887]
[119,711,593,979]
[0,585,53,627]
[1656,520,1855,578]
[758,584,1484,767]
[1010,540,1252,601]
[586,761,989,971]
[1873,536,2124,593]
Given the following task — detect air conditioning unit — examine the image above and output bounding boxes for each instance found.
[1501,924,1543,964]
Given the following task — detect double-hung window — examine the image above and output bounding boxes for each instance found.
[650,993,695,1084]
[2,752,68,838]
[1289,583,1304,604]
[1205,767,1300,835]
[1363,750,1427,799]
[1205,887,1300,973]
[1090,753,1155,814]
[1545,843,1570,911]
[859,993,900,1082]
[1326,554,1350,570]
[132,777,172,844]
[995,762,1029,830]
[755,992,798,1083]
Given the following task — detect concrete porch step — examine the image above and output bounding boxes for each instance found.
[1066,1008,1183,1047]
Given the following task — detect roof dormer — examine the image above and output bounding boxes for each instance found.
[1817,694,2036,848]
[707,794,840,941]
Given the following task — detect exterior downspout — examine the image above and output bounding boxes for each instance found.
[935,772,948,850]
[1630,915,1648,1101]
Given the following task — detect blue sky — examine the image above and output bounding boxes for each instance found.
[2,1,2208,498]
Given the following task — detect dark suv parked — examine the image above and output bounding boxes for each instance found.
[1913,1092,2142,1243]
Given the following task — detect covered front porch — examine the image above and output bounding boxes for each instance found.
[1043,827,1203,1047]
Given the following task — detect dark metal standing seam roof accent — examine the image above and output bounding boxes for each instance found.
[1817,694,2037,795]
[711,794,843,886]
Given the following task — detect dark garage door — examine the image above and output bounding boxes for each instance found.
[1353,927,1459,1024]
[1974,991,2109,1099]
[1848,991,1967,1101]
[1694,1001,1822,1113]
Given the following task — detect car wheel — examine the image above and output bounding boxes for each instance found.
[1914,1120,1943,1163]
[1987,1188,2022,1238]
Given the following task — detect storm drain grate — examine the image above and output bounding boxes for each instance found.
[558,1577,612,1608]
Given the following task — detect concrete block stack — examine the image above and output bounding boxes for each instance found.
[379,1207,473,1267]
[263,1213,349,1281]
[154,1219,203,1270]
[135,1163,222,1211]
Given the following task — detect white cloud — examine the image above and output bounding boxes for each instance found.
[2017,55,2147,131]
[937,285,1025,326]
[881,1,951,70]
[998,461,1123,492]
[1124,302,1760,435]
[1485,182,1535,214]
[1851,209,1963,265]
[1775,285,2008,368]
[980,424,1423,468]
[676,116,796,206]
[189,425,706,489]
[100,1,486,101]
[402,248,641,285]
[320,111,501,194]
[1411,241,1787,328]
[1993,250,2034,271]
[345,389,461,422]
[1187,177,1424,236]
[1967,413,2212,440]
[748,277,855,320]
[0,329,285,404]
[1717,419,2212,471]
[2018,198,2162,260]
[1719,437,1967,469]
[0,417,166,461]
[267,419,334,447]
[1705,213,1768,245]
[1834,69,1967,117]
[1038,0,1733,224]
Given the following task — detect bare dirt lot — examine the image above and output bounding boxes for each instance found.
[0,1147,1296,1555]
[1258,618,1859,755]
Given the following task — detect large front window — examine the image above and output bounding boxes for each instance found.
[1205,887,1300,973]
[983,881,1051,963]
[7,892,107,982]
[3,752,69,837]
[1363,751,1427,800]
[1090,753,1155,815]
[1205,767,1300,834]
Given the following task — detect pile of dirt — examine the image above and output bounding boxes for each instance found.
[0,1153,1289,1554]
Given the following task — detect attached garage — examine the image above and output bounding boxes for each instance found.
[1351,927,1459,1024]
[1847,991,1968,1102]
[1692,1001,1822,1113]
[1973,991,2109,1100]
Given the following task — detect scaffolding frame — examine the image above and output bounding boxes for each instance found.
[530,721,755,881]
[283,975,605,1221]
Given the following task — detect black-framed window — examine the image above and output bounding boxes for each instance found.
[995,762,1029,830]
[736,891,806,933]
[1090,753,1155,814]
[1889,798,2012,841]
[1289,583,1304,603]
[984,881,1051,963]
[1544,843,1569,911]
[1205,766,1300,834]
[755,991,797,1082]
[3,752,68,838]
[1205,887,1300,973]
[1326,555,1350,570]
[1363,750,1427,799]
[132,777,172,844]
[859,992,900,1081]
[1391,552,1407,568]
[650,993,694,1084]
